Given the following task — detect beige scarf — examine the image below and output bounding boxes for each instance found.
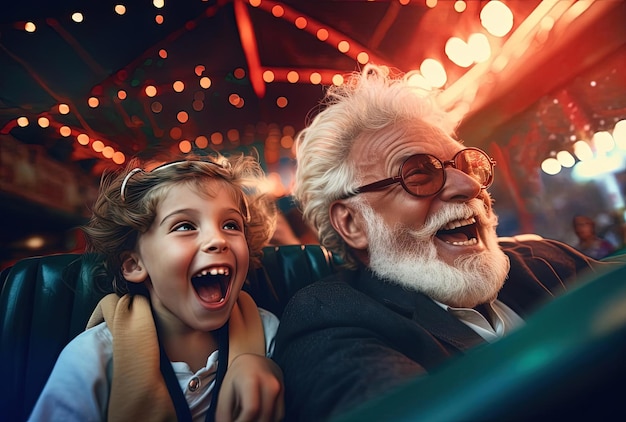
[86,291,265,421]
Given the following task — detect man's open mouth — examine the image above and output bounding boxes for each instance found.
[191,266,231,303]
[435,217,479,246]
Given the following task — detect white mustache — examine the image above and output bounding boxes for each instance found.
[405,199,491,239]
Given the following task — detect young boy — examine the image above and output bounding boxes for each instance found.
[29,154,283,421]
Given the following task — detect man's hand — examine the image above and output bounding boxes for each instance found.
[216,353,284,422]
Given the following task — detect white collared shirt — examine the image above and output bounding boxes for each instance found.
[436,299,525,343]
[28,308,279,422]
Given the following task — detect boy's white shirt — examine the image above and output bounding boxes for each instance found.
[27,308,279,422]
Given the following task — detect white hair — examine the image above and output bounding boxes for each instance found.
[293,64,459,267]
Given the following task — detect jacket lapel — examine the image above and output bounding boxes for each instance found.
[352,267,485,352]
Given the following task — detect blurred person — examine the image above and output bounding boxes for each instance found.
[572,214,616,260]
[272,64,619,421]
[269,210,301,245]
[284,206,318,244]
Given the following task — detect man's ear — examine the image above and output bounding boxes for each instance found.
[121,252,148,283]
[329,200,369,251]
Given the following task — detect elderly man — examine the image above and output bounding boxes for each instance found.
[272,65,611,421]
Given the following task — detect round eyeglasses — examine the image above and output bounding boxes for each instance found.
[345,147,496,198]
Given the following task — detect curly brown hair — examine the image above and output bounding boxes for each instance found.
[82,152,277,294]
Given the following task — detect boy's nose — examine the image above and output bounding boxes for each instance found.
[202,236,228,253]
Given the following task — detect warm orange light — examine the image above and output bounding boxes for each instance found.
[200,77,212,89]
[310,72,322,84]
[283,125,295,136]
[263,70,275,83]
[173,81,185,92]
[420,58,447,88]
[59,126,72,137]
[113,151,126,165]
[480,0,513,37]
[227,129,240,141]
[337,41,350,53]
[271,5,285,17]
[170,127,182,140]
[211,132,223,145]
[195,65,205,76]
[159,49,168,59]
[277,97,288,108]
[38,117,50,128]
[25,22,36,32]
[445,37,472,68]
[316,28,329,42]
[145,85,157,97]
[92,140,104,152]
[118,90,127,100]
[357,52,369,64]
[229,94,241,106]
[287,71,299,83]
[58,104,70,114]
[295,17,307,29]
[454,1,467,13]
[468,33,491,63]
[114,5,126,15]
[24,236,45,249]
[178,140,192,153]
[177,111,189,123]
[88,97,99,108]
[192,100,204,111]
[332,74,344,86]
[71,13,84,23]
[17,116,29,127]
[155,15,164,24]
[234,68,246,79]
[195,136,209,149]
[102,146,114,158]
[77,134,90,145]
[281,136,294,149]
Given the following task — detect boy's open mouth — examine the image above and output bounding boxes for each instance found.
[435,217,479,246]
[191,266,231,303]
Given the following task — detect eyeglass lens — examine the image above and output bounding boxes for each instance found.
[401,149,492,196]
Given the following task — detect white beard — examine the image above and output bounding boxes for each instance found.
[360,200,510,308]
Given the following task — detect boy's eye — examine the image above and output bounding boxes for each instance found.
[224,221,243,231]
[173,222,196,232]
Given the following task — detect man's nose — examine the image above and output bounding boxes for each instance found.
[437,167,483,202]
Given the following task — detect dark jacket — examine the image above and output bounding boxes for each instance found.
[272,238,612,421]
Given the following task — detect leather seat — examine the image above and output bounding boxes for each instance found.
[3,244,625,421]
[0,245,336,421]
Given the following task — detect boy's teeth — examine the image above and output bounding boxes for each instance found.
[195,267,230,277]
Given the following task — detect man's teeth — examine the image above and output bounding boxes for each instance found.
[446,238,478,246]
[441,217,476,231]
[195,267,230,277]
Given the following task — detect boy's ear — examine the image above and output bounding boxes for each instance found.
[329,200,369,251]
[121,252,148,283]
